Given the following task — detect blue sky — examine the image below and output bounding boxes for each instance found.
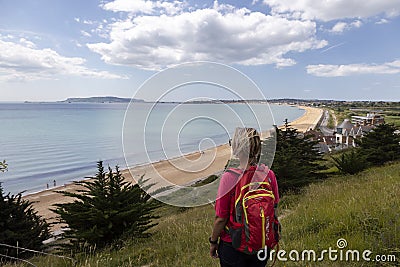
[1,0,400,101]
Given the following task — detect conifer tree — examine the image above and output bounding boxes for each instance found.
[52,161,161,250]
[0,178,49,260]
[356,123,400,166]
[266,121,325,193]
[331,149,368,175]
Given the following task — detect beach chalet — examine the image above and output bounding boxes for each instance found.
[351,112,384,126]
[335,119,374,148]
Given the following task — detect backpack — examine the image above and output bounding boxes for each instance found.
[226,166,280,254]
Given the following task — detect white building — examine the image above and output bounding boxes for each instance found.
[335,119,374,148]
[351,112,384,126]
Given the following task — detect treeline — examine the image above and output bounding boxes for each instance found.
[329,101,400,108]
[331,123,400,174]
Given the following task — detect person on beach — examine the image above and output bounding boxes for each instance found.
[209,127,280,267]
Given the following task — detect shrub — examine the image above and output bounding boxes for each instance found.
[266,124,326,194]
[356,123,400,166]
[0,183,49,261]
[331,149,368,175]
[52,161,161,250]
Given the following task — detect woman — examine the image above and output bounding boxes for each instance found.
[209,127,280,267]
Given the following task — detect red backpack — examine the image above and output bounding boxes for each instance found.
[226,166,280,254]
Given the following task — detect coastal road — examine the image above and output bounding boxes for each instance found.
[319,109,334,136]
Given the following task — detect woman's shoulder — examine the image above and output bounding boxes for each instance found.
[222,168,241,179]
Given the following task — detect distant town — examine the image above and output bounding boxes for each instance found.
[48,96,399,107]
[300,100,400,153]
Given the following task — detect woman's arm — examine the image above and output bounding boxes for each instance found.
[210,172,234,258]
[211,216,228,241]
[210,216,228,258]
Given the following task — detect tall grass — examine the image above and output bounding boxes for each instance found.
[4,205,220,267]
[278,162,400,266]
[5,162,400,267]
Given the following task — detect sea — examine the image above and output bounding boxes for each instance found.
[0,102,304,195]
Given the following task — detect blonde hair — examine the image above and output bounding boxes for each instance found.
[231,127,261,166]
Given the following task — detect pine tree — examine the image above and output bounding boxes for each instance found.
[52,161,161,250]
[268,122,325,193]
[331,149,368,175]
[0,183,49,260]
[356,123,400,166]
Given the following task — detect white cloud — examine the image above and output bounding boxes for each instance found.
[80,30,92,38]
[0,39,125,81]
[102,0,154,14]
[351,20,363,28]
[306,60,400,77]
[19,38,36,48]
[73,40,83,48]
[330,22,348,33]
[88,7,327,70]
[212,0,239,13]
[74,18,96,25]
[83,19,96,25]
[263,0,400,21]
[376,18,389,24]
[330,20,362,33]
[101,0,186,15]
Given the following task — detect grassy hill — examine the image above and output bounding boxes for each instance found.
[5,162,400,266]
[277,162,400,266]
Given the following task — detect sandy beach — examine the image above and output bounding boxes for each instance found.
[281,105,324,132]
[25,105,323,231]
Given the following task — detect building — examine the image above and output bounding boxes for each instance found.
[351,112,384,126]
[335,119,374,148]
[305,129,336,153]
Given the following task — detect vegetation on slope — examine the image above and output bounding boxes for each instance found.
[52,161,161,251]
[278,162,400,266]
[0,161,50,264]
[6,162,400,266]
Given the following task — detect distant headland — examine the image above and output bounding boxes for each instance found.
[59,96,144,103]
[20,97,399,105]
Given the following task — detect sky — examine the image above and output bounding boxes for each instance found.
[1,0,400,102]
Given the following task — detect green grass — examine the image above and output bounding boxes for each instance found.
[4,205,219,267]
[277,162,400,266]
[327,109,336,129]
[4,162,400,267]
[333,105,400,128]
[385,115,400,128]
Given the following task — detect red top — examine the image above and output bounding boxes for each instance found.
[215,164,280,242]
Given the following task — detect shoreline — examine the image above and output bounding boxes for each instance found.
[284,105,323,132]
[25,105,323,231]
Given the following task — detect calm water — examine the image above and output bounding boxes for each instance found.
[0,102,304,195]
